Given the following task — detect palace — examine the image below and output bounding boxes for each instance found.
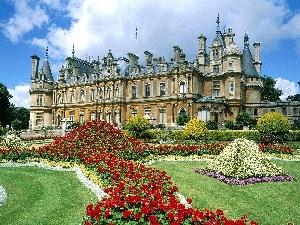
[29,16,300,130]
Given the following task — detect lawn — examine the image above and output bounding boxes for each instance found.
[150,159,300,225]
[0,166,97,225]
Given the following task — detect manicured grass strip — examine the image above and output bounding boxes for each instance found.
[0,166,97,225]
[150,160,300,225]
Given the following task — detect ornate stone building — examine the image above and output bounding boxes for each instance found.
[29,17,299,130]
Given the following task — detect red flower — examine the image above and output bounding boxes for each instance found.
[148,215,158,223]
[123,209,132,219]
[134,213,142,220]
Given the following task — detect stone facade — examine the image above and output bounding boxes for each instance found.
[29,17,300,130]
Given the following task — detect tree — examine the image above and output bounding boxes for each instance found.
[11,107,30,130]
[261,76,282,102]
[286,94,300,101]
[176,114,190,126]
[0,83,13,127]
[235,112,253,126]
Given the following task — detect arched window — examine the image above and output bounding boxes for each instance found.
[179,108,186,115]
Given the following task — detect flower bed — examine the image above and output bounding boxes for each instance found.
[1,120,295,224]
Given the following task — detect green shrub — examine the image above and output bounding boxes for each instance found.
[125,116,150,138]
[184,118,207,140]
[223,120,234,129]
[235,112,253,126]
[256,112,291,143]
[176,114,190,126]
[206,120,218,130]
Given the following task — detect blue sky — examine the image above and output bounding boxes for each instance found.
[0,0,300,108]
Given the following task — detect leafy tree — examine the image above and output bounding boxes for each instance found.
[286,94,300,101]
[176,114,190,126]
[0,83,13,127]
[235,112,253,126]
[11,107,30,130]
[11,119,22,131]
[261,76,282,102]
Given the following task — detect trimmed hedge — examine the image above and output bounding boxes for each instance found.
[144,129,300,142]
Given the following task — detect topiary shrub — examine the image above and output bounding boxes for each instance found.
[176,114,190,126]
[125,116,150,138]
[184,118,207,140]
[195,138,294,185]
[206,120,218,130]
[256,112,291,143]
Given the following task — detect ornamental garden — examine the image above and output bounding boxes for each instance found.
[0,111,299,224]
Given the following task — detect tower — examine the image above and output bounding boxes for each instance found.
[29,47,54,130]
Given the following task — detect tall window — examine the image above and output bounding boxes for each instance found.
[145,83,151,97]
[131,109,137,117]
[37,95,43,106]
[80,90,85,102]
[159,108,166,124]
[229,82,234,92]
[197,108,210,122]
[106,111,111,123]
[90,111,96,120]
[282,107,287,115]
[90,89,95,101]
[145,108,151,116]
[106,87,111,99]
[57,93,62,104]
[132,85,137,98]
[79,112,84,123]
[70,91,74,103]
[213,65,219,74]
[69,112,74,122]
[160,82,166,96]
[213,81,220,97]
[36,113,43,126]
[179,108,186,115]
[99,88,103,99]
[115,86,119,98]
[39,81,43,89]
[293,107,299,115]
[254,108,258,116]
[179,81,186,94]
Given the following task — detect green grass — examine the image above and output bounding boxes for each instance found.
[150,160,300,225]
[0,166,97,225]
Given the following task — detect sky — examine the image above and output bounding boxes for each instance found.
[0,0,300,108]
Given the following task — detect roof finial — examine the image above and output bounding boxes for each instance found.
[244,29,249,49]
[216,13,220,31]
[45,46,49,61]
[72,43,75,58]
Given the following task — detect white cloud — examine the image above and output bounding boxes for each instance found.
[0,0,49,42]
[275,77,299,100]
[9,84,31,108]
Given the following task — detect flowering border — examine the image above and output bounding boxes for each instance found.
[194,167,295,185]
